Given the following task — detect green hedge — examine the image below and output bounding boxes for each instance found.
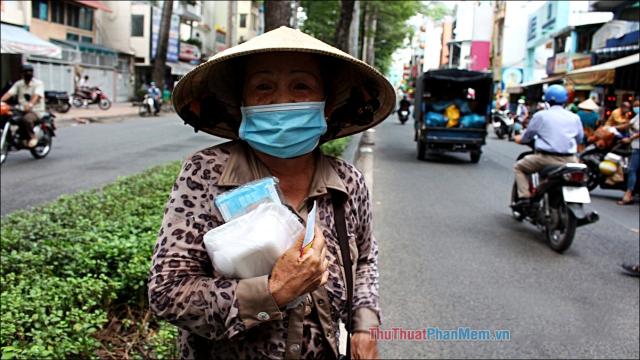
[1,139,353,358]
[321,137,351,158]
[1,162,182,359]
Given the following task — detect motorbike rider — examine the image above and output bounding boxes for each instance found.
[398,95,411,113]
[512,84,584,211]
[148,81,162,115]
[0,64,44,148]
[77,75,94,107]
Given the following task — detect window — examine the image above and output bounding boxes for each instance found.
[528,16,537,41]
[81,36,93,43]
[79,7,93,30]
[51,1,64,23]
[131,15,144,37]
[66,3,80,27]
[239,14,247,28]
[32,0,48,21]
[66,33,80,42]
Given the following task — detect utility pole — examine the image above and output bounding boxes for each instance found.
[227,0,238,48]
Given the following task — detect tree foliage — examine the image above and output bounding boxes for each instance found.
[300,0,340,44]
[300,0,426,75]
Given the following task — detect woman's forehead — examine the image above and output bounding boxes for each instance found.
[244,52,321,76]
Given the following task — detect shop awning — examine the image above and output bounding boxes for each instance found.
[73,0,112,12]
[505,85,523,94]
[0,23,62,58]
[566,53,639,85]
[168,61,196,76]
[519,75,564,88]
[50,39,117,56]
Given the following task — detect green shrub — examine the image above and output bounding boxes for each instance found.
[1,162,183,359]
[321,136,352,158]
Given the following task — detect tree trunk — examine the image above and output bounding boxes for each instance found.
[348,0,360,57]
[361,1,369,63]
[265,0,292,32]
[334,0,354,52]
[152,0,173,90]
[291,0,300,29]
[365,7,377,66]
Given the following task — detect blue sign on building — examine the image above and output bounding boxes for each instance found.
[151,7,180,63]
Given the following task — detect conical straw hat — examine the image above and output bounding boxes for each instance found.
[172,26,395,141]
[578,98,599,111]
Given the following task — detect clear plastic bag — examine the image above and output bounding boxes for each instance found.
[203,202,304,279]
[214,177,284,222]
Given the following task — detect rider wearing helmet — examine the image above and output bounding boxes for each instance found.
[0,64,45,148]
[148,81,162,114]
[512,84,584,210]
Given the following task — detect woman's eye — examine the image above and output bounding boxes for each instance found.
[294,83,311,90]
[256,83,272,91]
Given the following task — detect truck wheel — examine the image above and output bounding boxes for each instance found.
[470,151,481,163]
[417,140,427,160]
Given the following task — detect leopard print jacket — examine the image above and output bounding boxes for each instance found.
[148,141,380,359]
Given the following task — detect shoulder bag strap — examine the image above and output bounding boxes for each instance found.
[331,193,353,360]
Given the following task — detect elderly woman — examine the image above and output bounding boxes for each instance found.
[148,27,394,359]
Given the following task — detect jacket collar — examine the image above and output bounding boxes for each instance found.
[217,141,348,199]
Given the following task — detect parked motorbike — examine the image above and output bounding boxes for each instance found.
[72,87,111,110]
[510,149,599,253]
[397,108,410,124]
[0,101,56,165]
[44,90,71,113]
[579,141,639,193]
[139,94,159,117]
[492,108,514,139]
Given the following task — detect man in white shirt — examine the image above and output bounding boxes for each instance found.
[0,64,45,148]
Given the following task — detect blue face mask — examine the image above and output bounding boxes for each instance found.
[634,107,639,114]
[239,101,327,159]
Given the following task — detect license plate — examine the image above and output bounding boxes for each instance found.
[562,186,591,203]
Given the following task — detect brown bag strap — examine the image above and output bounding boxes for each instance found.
[331,193,352,360]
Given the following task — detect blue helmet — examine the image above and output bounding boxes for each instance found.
[544,84,568,104]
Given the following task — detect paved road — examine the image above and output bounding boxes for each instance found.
[0,114,224,216]
[373,117,639,358]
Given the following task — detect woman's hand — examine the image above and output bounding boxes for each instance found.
[268,226,328,308]
[352,331,379,359]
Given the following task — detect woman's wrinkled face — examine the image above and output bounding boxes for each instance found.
[243,52,324,106]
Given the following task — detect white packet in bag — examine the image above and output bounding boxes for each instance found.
[203,202,304,279]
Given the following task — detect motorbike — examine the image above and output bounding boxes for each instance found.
[139,94,159,117]
[0,102,56,165]
[510,148,599,253]
[397,108,410,124]
[44,91,71,113]
[579,141,639,193]
[72,87,111,110]
[492,108,514,140]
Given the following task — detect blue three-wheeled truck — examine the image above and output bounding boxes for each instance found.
[413,69,493,163]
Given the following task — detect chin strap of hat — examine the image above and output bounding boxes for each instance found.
[331,192,353,360]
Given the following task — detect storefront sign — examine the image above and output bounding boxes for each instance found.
[554,52,569,74]
[572,56,592,70]
[179,42,201,62]
[502,67,523,89]
[546,56,555,76]
[152,7,180,62]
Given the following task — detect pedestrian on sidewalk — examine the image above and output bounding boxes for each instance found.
[617,99,639,206]
[148,26,394,359]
